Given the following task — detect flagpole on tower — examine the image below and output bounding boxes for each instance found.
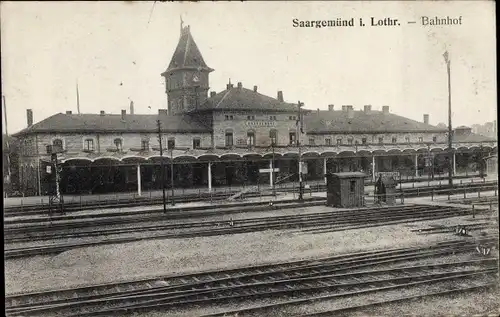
[76,80,81,114]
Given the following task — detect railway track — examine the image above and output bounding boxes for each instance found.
[5,239,497,317]
[5,179,496,217]
[5,204,489,255]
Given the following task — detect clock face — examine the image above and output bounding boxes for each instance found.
[192,74,200,83]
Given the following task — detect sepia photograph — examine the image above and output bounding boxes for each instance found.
[2,1,498,316]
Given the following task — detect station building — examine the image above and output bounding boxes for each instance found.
[13,24,497,196]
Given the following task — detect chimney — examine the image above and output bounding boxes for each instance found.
[121,109,126,120]
[100,110,105,116]
[382,106,389,114]
[158,109,168,116]
[26,109,33,127]
[66,110,72,114]
[210,91,216,97]
[277,91,284,102]
[328,104,334,111]
[317,108,320,114]
[237,82,242,89]
[341,105,347,112]
[364,105,372,114]
[347,107,354,119]
[253,85,258,92]
[130,100,134,115]
[423,114,429,124]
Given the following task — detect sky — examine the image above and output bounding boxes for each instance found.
[1,1,497,134]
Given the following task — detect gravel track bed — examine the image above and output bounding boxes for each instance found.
[7,208,492,250]
[5,219,481,295]
[263,275,498,317]
[75,273,497,317]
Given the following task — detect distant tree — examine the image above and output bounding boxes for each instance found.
[3,134,20,192]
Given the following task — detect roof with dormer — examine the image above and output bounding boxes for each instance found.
[197,85,298,112]
[12,112,211,136]
[305,110,446,134]
[163,25,212,74]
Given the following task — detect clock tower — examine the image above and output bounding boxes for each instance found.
[161,23,214,115]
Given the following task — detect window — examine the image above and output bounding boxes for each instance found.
[392,137,397,144]
[114,138,123,151]
[418,137,423,143]
[337,139,342,145]
[350,180,356,193]
[52,139,63,152]
[247,115,255,120]
[270,130,277,146]
[348,139,353,145]
[141,140,149,151]
[225,131,234,147]
[325,138,332,146]
[289,132,297,145]
[84,139,94,151]
[225,115,229,120]
[405,136,410,143]
[193,138,201,149]
[230,115,234,120]
[270,115,277,120]
[378,137,384,144]
[289,116,296,121]
[247,131,255,146]
[433,136,437,143]
[167,138,175,149]
[362,138,367,145]
[225,115,234,120]
[309,138,315,145]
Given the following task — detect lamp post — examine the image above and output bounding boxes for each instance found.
[297,101,304,201]
[443,51,453,188]
[157,120,167,213]
[271,136,276,197]
[170,144,175,206]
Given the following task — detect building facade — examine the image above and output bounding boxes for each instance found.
[13,24,497,196]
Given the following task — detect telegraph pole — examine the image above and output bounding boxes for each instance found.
[297,101,304,201]
[170,145,175,206]
[444,51,453,188]
[157,120,167,213]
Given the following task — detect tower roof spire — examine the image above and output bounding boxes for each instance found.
[163,23,213,73]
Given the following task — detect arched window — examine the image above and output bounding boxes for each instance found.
[114,138,123,151]
[225,130,234,147]
[269,129,278,146]
[247,131,255,146]
[52,139,63,152]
